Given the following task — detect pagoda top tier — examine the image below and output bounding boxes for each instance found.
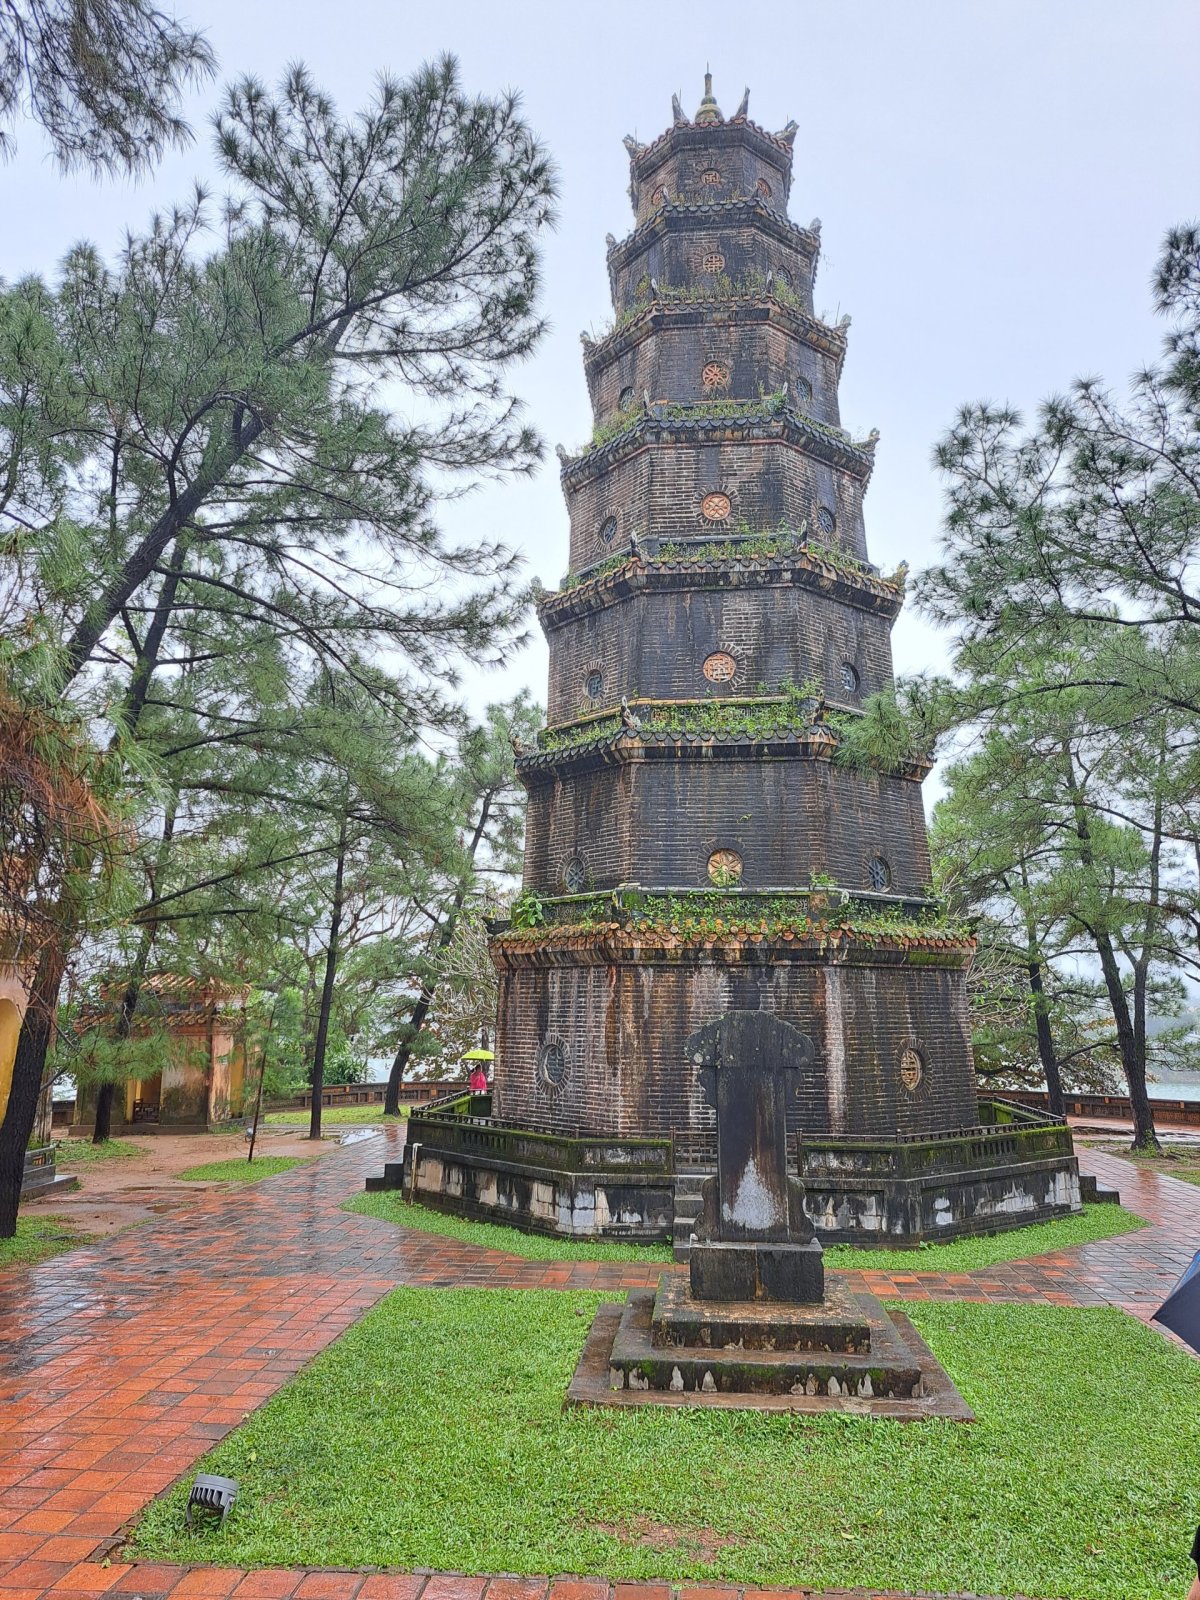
[623,77,796,224]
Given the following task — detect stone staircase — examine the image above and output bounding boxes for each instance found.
[671,1169,711,1262]
[1079,1171,1122,1204]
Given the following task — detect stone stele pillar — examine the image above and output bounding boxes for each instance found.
[687,1010,825,1303]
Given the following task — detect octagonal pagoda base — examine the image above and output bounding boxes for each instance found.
[386,1091,1081,1250]
[566,1279,974,1419]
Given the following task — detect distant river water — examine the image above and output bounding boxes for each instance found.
[1149,1067,1200,1102]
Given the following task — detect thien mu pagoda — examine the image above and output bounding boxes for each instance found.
[377,78,1082,1247]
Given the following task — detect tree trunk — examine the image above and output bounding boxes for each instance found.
[1026,958,1065,1120]
[1016,867,1064,1120]
[384,992,432,1115]
[1092,930,1159,1150]
[64,434,259,688]
[93,1082,115,1143]
[309,819,348,1142]
[0,942,68,1237]
[1060,742,1159,1153]
[120,536,191,735]
[1128,788,1165,1152]
[383,794,493,1116]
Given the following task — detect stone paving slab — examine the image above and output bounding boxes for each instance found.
[1,1130,1196,1600]
[0,1570,1031,1600]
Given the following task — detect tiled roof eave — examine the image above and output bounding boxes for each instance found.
[584,296,848,373]
[630,118,797,169]
[514,728,931,784]
[536,555,903,625]
[561,410,875,485]
[607,199,819,272]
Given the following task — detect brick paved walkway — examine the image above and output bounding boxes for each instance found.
[1,1130,1196,1600]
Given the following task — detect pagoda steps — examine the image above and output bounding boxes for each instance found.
[1080,1171,1122,1204]
[567,1283,975,1419]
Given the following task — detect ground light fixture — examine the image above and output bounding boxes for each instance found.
[185,1473,238,1528]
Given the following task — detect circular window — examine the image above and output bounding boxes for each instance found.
[701,252,726,274]
[868,855,892,891]
[539,1038,568,1089]
[618,384,634,410]
[702,360,730,390]
[703,650,737,683]
[900,1046,924,1093]
[563,857,585,894]
[585,669,603,700]
[777,266,793,288]
[707,849,744,886]
[795,375,813,404]
[840,661,860,695]
[598,515,617,545]
[701,491,731,522]
[700,168,722,186]
[651,185,667,207]
[817,506,837,537]
[756,177,772,199]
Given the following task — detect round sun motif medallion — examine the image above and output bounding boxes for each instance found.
[701,252,726,274]
[701,491,732,522]
[756,177,772,199]
[702,360,730,389]
[703,650,737,683]
[707,848,744,886]
[817,505,837,537]
[900,1047,924,1092]
[699,168,722,186]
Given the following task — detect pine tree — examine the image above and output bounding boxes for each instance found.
[0,0,214,171]
[0,58,555,1232]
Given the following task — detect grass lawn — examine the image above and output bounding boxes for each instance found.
[54,1138,148,1165]
[0,1214,92,1271]
[130,1288,1199,1600]
[823,1201,1146,1270]
[346,1192,1142,1271]
[177,1155,311,1183]
[264,1105,409,1126]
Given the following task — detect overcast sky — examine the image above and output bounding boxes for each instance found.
[5,0,1197,721]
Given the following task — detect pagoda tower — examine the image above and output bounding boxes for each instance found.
[492,76,980,1142]
[396,79,1081,1243]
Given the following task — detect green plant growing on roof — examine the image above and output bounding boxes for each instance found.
[508,890,546,930]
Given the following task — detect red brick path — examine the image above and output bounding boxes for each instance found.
[1,1130,1195,1600]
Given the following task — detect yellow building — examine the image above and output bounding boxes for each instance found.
[0,958,29,1128]
[73,975,250,1132]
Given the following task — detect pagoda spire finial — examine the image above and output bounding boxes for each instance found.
[695,71,724,126]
